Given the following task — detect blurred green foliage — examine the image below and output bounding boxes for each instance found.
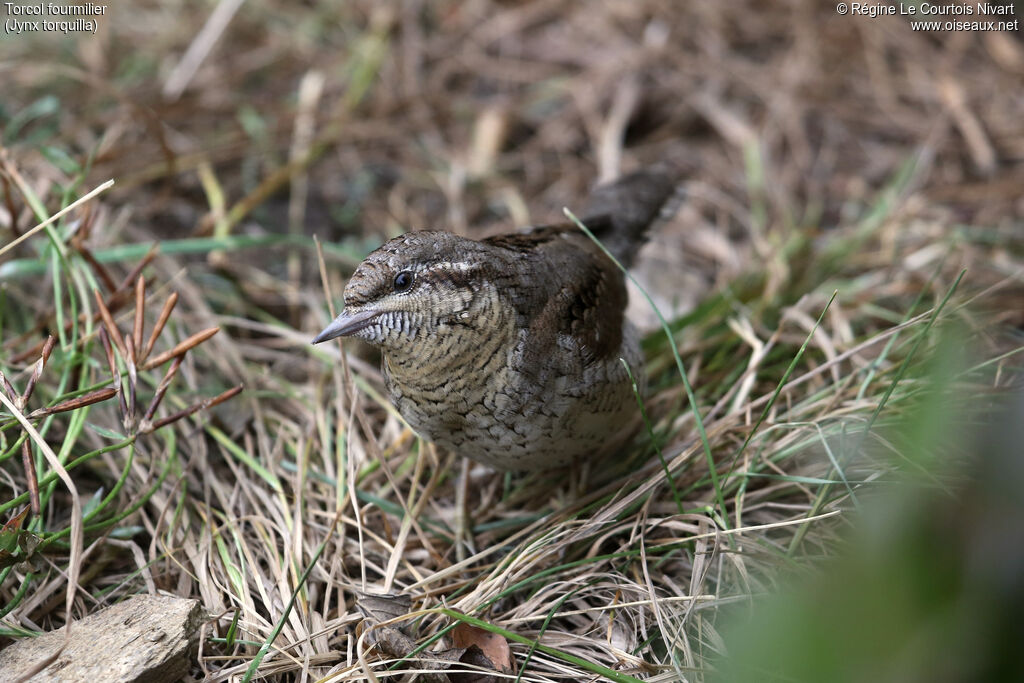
[713,331,1024,682]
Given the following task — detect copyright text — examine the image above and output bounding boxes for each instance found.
[835,3,1019,31]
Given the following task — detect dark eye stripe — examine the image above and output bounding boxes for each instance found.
[347,261,484,308]
[417,262,484,289]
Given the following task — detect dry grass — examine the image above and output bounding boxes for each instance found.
[1,1,1023,681]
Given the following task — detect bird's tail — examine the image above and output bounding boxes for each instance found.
[580,161,685,267]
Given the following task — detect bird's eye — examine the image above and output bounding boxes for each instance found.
[393,270,414,292]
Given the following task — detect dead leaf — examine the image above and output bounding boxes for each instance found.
[450,644,508,683]
[451,621,514,674]
[354,596,515,682]
[356,592,417,654]
[356,592,413,628]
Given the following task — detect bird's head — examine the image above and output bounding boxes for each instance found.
[312,232,499,353]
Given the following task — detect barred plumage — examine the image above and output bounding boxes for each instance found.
[314,167,680,470]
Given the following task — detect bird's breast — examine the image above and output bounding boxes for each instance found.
[381,317,644,470]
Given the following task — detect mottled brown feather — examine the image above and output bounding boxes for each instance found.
[316,166,681,469]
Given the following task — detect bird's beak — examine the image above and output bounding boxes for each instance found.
[312,308,380,344]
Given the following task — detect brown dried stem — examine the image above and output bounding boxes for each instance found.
[7,247,155,365]
[115,244,159,294]
[0,369,17,402]
[98,327,128,420]
[21,440,40,516]
[76,244,118,294]
[125,336,138,427]
[146,384,243,433]
[142,356,183,425]
[21,336,56,410]
[133,276,146,355]
[94,289,127,358]
[142,327,219,371]
[143,292,178,363]
[28,387,118,419]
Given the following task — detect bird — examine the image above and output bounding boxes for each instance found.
[313,165,680,470]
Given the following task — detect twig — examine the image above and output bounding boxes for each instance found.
[146,384,243,433]
[143,292,178,363]
[142,327,219,371]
